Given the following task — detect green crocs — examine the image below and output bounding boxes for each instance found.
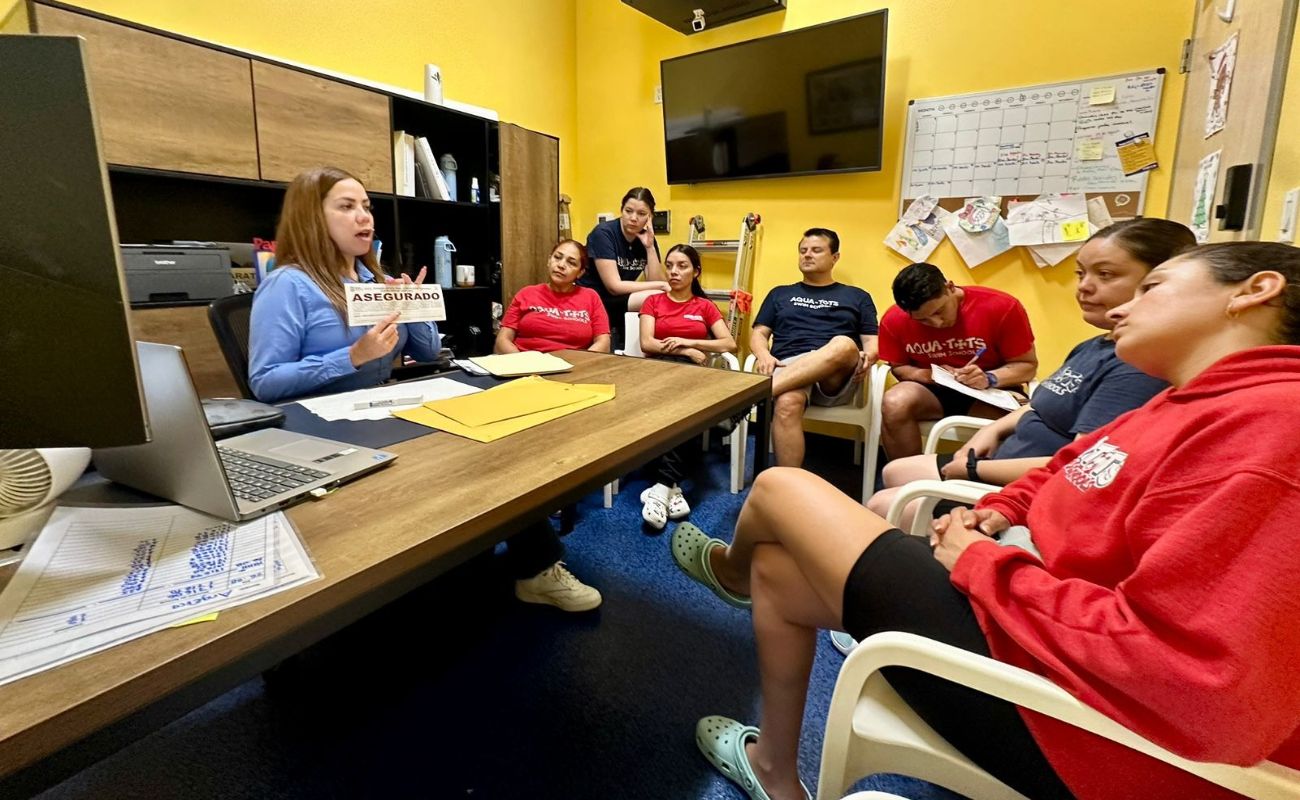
[695,716,810,800]
[670,522,751,609]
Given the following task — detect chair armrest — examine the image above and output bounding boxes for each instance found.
[718,352,740,371]
[831,632,1300,797]
[922,416,994,455]
[742,353,757,373]
[885,479,997,536]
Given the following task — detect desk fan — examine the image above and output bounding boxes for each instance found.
[0,448,92,551]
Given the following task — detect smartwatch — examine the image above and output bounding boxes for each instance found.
[984,370,999,388]
[966,449,982,482]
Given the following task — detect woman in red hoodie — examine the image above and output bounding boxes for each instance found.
[672,242,1300,800]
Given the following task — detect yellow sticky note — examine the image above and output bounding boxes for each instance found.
[171,612,219,628]
[1089,85,1116,105]
[1076,140,1104,161]
[1060,220,1089,242]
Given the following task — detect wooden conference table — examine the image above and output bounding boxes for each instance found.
[0,351,770,796]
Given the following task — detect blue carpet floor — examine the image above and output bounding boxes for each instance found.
[37,433,967,800]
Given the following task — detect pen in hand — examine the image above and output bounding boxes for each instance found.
[963,346,987,367]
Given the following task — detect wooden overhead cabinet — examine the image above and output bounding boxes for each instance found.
[251,61,393,193]
[32,4,259,179]
[500,123,559,308]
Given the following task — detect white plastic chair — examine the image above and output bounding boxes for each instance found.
[816,630,1300,800]
[604,313,746,506]
[744,357,888,504]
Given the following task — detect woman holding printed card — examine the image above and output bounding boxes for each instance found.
[251,168,598,613]
[249,166,439,403]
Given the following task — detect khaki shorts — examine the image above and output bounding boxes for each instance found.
[772,350,860,407]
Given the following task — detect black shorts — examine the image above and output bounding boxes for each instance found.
[841,530,1074,799]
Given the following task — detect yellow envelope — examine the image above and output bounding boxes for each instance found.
[425,375,596,426]
[469,351,573,377]
[395,383,615,442]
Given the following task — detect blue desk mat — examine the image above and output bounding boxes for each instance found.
[279,371,505,450]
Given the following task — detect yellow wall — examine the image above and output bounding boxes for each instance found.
[54,0,578,216]
[1262,30,1300,241]
[1,0,28,32]
[574,0,1194,375]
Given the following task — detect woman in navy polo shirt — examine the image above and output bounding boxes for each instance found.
[578,186,671,342]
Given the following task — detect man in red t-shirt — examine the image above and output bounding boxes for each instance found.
[878,263,1038,459]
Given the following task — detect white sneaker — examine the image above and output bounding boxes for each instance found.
[515,562,602,612]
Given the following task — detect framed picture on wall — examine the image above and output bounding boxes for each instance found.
[806,59,882,135]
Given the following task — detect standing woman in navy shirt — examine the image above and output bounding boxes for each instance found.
[578,186,671,342]
[248,166,439,403]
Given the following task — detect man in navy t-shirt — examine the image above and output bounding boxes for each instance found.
[751,228,879,467]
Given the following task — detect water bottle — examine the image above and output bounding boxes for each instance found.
[439,154,458,202]
[433,236,456,287]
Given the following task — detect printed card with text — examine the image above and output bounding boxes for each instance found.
[345,283,447,327]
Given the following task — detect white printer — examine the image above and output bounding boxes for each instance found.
[120,244,234,303]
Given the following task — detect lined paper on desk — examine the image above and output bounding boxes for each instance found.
[0,505,319,686]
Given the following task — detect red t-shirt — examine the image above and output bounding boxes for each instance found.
[501,284,610,352]
[878,285,1034,370]
[640,293,724,340]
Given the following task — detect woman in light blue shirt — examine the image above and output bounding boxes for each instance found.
[248,166,440,403]
[249,166,600,613]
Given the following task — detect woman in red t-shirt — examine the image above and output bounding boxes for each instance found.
[637,244,736,529]
[495,239,612,354]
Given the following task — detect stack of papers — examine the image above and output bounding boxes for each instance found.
[0,506,318,686]
[468,351,573,377]
[395,375,614,442]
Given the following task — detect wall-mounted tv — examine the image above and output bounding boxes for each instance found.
[660,10,887,184]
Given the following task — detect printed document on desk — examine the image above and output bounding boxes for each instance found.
[0,505,318,686]
[930,365,1022,412]
[297,376,483,421]
[469,351,573,377]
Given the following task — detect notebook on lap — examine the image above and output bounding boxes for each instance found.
[94,342,397,521]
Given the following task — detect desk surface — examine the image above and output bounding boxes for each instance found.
[0,351,768,784]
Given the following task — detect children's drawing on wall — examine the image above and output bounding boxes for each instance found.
[1191,149,1221,243]
[1005,193,1089,246]
[885,196,949,261]
[1205,32,1237,138]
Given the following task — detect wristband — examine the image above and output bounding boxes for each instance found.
[966,449,982,482]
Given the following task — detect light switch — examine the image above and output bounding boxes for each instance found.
[1280,188,1298,243]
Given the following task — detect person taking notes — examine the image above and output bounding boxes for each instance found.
[877,262,1038,458]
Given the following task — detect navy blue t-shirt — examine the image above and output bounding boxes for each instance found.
[753,282,879,361]
[995,335,1167,459]
[577,218,660,305]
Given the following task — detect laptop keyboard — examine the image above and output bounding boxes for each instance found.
[218,447,330,504]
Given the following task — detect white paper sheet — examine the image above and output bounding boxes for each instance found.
[345,283,447,327]
[941,201,1011,269]
[930,365,1022,412]
[1005,193,1089,246]
[1191,150,1222,243]
[0,507,318,686]
[885,207,950,261]
[296,377,482,421]
[1205,32,1237,139]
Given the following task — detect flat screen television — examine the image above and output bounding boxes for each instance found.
[660,10,887,184]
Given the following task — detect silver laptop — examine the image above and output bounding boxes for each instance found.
[94,342,397,520]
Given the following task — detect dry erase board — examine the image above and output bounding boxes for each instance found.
[899,69,1164,218]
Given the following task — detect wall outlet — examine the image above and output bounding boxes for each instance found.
[1280,187,1298,243]
[654,85,662,104]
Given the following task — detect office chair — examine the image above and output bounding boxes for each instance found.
[207,292,254,398]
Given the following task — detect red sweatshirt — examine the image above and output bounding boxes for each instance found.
[954,346,1300,800]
